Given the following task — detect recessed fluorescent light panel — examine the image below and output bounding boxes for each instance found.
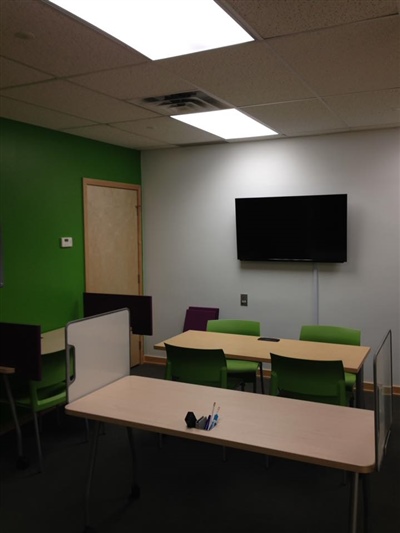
[172,110,278,139]
[47,0,254,60]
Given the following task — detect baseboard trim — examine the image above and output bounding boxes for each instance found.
[143,355,167,366]
[142,355,400,395]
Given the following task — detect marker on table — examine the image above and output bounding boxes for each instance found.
[205,402,216,431]
[210,401,216,422]
[210,406,220,430]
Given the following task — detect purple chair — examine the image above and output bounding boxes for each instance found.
[183,306,219,332]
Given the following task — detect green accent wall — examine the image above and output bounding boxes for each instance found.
[0,118,141,332]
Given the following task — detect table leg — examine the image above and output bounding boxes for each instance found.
[84,420,101,532]
[348,472,359,533]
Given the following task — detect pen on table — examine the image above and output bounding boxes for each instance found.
[210,401,216,423]
[210,406,220,430]
[204,402,216,431]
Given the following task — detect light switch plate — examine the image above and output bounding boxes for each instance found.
[240,294,248,306]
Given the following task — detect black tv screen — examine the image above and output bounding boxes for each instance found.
[235,194,347,263]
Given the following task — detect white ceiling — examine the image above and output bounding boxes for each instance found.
[1,0,399,150]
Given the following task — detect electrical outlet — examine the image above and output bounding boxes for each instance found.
[60,237,73,248]
[240,294,248,306]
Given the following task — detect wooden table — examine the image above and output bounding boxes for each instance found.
[154,330,371,406]
[66,375,375,533]
[41,327,65,354]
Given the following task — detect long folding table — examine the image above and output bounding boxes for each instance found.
[66,375,375,533]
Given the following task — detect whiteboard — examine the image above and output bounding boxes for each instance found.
[66,309,130,403]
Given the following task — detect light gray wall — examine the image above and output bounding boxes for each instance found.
[141,129,400,385]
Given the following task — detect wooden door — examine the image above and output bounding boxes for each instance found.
[83,178,143,366]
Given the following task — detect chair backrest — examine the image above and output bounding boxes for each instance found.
[164,343,228,388]
[183,306,219,332]
[29,350,68,411]
[269,353,347,406]
[299,325,361,346]
[206,319,260,337]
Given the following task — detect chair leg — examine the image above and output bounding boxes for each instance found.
[32,411,43,473]
[348,472,360,533]
[38,411,43,432]
[1,374,27,468]
[259,364,265,394]
[352,387,357,408]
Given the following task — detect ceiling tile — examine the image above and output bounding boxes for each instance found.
[112,116,222,145]
[268,16,400,96]
[224,0,399,38]
[243,98,348,135]
[62,124,173,150]
[70,62,196,100]
[158,41,314,107]
[0,80,160,123]
[323,88,400,127]
[0,57,52,89]
[0,95,95,130]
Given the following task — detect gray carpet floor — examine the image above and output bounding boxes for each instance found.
[0,364,399,533]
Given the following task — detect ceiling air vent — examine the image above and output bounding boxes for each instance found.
[137,91,228,115]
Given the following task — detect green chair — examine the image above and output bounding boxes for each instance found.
[299,325,360,404]
[269,353,350,406]
[206,319,264,394]
[14,350,70,472]
[165,343,241,390]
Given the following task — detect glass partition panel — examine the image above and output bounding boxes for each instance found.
[373,330,393,471]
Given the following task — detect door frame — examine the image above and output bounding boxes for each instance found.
[83,178,144,363]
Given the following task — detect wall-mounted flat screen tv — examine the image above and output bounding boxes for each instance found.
[235,194,347,263]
